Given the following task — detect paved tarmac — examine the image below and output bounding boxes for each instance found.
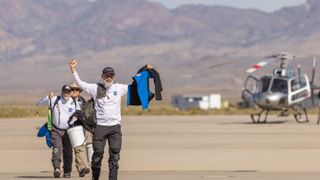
[1,115,320,179]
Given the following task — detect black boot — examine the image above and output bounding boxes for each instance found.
[91,167,101,180]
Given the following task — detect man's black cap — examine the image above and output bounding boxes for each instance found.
[62,85,72,93]
[102,67,115,76]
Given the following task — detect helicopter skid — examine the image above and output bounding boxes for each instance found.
[250,106,309,124]
[250,109,269,123]
[292,107,309,123]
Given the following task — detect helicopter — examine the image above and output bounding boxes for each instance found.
[241,52,319,123]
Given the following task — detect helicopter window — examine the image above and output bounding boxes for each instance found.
[290,76,307,92]
[271,79,288,93]
[291,90,309,101]
[244,77,258,94]
[259,78,271,92]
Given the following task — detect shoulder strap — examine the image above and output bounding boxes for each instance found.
[96,83,107,99]
[50,96,61,127]
[52,96,60,110]
[72,97,77,109]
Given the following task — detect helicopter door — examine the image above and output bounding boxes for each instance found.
[288,75,311,105]
[242,75,259,105]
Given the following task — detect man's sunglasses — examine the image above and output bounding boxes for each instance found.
[103,74,114,79]
[63,91,72,94]
[71,88,80,92]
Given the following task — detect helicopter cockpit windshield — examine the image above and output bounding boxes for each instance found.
[258,77,271,93]
[271,78,288,94]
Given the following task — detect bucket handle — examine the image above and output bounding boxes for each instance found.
[80,133,90,147]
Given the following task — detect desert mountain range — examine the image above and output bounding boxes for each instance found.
[1,0,320,104]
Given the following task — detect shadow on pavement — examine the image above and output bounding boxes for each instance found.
[16,176,53,179]
[219,120,288,125]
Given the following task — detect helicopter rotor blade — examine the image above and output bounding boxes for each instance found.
[246,61,268,74]
[311,57,317,85]
[265,52,297,60]
[208,60,237,69]
[265,54,278,59]
[311,57,317,106]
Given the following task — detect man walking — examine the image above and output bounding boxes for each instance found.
[70,82,91,177]
[69,59,125,180]
[69,59,152,180]
[37,85,78,178]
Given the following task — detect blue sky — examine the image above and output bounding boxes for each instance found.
[147,0,307,12]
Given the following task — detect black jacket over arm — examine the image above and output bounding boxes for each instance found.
[137,66,163,101]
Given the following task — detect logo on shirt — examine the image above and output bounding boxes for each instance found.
[68,108,73,112]
[113,91,118,96]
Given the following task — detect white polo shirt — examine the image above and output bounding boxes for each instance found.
[37,96,79,129]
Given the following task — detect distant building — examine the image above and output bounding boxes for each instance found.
[172,94,222,110]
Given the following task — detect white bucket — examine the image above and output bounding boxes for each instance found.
[86,143,93,164]
[67,126,85,148]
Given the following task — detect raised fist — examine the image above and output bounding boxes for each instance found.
[69,59,77,73]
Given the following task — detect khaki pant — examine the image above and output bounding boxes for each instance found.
[74,131,93,173]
